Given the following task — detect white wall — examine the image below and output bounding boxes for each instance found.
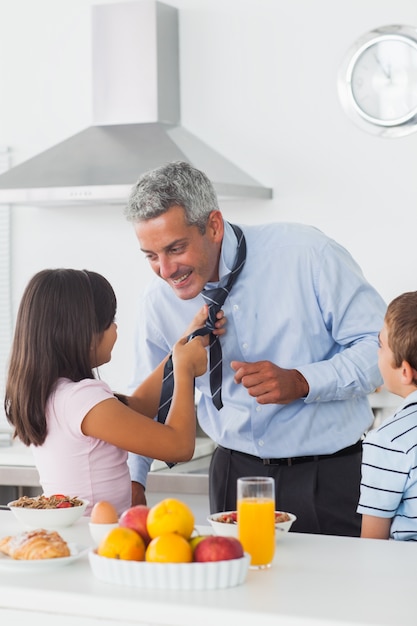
[1,0,417,398]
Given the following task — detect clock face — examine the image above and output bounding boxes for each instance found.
[349,35,417,125]
[338,25,417,137]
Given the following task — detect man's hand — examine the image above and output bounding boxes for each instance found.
[231,360,309,405]
[131,481,147,506]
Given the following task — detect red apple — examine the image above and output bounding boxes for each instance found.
[119,505,151,546]
[193,535,244,562]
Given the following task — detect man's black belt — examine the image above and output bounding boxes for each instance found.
[218,440,362,467]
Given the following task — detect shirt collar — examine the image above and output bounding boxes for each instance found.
[209,221,239,285]
[397,389,417,410]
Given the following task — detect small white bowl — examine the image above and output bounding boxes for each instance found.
[207,510,297,541]
[7,499,88,529]
[206,513,237,537]
[89,522,119,546]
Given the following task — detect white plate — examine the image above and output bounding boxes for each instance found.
[89,549,251,590]
[0,543,88,572]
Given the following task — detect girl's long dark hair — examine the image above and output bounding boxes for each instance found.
[4,269,117,446]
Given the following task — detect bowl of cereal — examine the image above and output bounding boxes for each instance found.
[7,494,88,529]
[207,510,296,540]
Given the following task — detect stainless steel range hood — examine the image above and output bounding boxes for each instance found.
[0,1,272,206]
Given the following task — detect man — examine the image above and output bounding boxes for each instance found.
[125,161,386,536]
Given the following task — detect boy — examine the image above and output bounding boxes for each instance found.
[358,291,417,540]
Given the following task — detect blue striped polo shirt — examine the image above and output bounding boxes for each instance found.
[358,390,417,540]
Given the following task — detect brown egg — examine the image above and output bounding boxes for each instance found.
[90,500,119,524]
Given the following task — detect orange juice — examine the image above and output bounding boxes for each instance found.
[237,497,275,567]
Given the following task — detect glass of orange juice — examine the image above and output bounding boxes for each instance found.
[237,476,275,569]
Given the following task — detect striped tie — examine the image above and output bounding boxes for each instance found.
[157,223,246,426]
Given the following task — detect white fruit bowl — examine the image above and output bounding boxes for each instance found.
[207,510,297,540]
[88,549,251,590]
[7,498,89,530]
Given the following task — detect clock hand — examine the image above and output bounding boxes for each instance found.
[374,54,391,80]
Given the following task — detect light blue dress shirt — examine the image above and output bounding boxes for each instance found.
[128,221,386,487]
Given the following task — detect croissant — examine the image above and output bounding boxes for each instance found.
[0,529,70,560]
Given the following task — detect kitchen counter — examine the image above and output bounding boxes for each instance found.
[0,437,214,491]
[0,511,415,626]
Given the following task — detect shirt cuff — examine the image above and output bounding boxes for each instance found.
[127,452,153,488]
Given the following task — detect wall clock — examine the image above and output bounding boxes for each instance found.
[338,24,417,137]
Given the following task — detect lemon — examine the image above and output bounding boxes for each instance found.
[146,498,195,539]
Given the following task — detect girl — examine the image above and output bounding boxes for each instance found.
[4,268,222,515]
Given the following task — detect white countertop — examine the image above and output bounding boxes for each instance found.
[0,511,415,626]
[368,387,399,409]
[0,438,37,467]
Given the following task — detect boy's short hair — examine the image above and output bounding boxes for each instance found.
[385,291,417,370]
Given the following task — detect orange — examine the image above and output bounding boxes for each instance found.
[145,533,193,563]
[146,498,194,539]
[97,526,145,561]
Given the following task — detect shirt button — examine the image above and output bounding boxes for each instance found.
[233,304,239,311]
[242,343,248,350]
[258,440,264,447]
[256,406,262,412]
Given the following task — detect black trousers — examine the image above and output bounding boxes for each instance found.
[209,443,362,537]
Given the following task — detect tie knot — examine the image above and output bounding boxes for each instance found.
[202,288,229,328]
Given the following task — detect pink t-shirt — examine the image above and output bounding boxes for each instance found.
[31,378,131,515]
